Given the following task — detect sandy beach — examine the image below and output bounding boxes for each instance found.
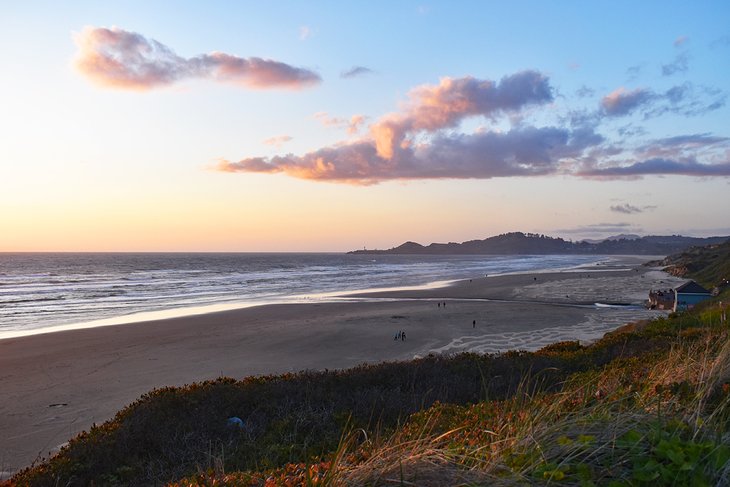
[0,256,684,476]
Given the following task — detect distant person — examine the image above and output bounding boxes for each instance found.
[443,302,447,308]
[438,302,440,308]
[473,320,476,328]
[402,332,406,341]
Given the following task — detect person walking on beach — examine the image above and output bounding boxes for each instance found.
[402,331,406,341]
[473,320,476,328]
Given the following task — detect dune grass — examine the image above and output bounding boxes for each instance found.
[173,299,730,486]
[7,293,729,486]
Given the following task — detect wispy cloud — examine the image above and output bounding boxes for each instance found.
[314,112,368,134]
[662,51,690,76]
[601,87,654,116]
[576,85,595,98]
[580,158,730,178]
[74,26,321,91]
[609,203,657,214]
[341,66,374,79]
[599,84,724,119]
[674,35,689,47]
[634,133,729,159]
[557,222,642,236]
[626,63,645,82]
[578,133,730,179]
[663,36,690,76]
[263,135,293,148]
[610,204,642,214]
[299,25,313,40]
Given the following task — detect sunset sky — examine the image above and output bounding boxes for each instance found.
[2,1,729,251]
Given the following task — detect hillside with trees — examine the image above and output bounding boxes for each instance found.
[350,232,729,256]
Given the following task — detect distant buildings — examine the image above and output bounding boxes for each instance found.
[674,281,713,311]
[648,280,712,312]
[648,288,675,310]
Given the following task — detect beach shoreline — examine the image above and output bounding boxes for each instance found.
[0,255,684,475]
[0,254,654,342]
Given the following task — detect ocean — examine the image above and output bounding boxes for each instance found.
[0,253,605,338]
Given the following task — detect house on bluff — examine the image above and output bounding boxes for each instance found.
[648,280,712,312]
[674,281,712,311]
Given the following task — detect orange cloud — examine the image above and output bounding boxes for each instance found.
[216,126,593,184]
[74,26,321,91]
[214,72,584,184]
[370,71,553,159]
[314,112,368,134]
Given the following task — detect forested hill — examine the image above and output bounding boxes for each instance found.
[646,239,730,287]
[348,232,729,255]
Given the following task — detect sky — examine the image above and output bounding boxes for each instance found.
[1,1,729,252]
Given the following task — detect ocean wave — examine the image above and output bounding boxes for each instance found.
[1,253,607,335]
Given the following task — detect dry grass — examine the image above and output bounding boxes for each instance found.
[326,329,730,486]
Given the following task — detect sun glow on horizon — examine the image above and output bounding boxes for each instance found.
[1,1,729,252]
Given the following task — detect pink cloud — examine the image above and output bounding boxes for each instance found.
[347,115,367,134]
[213,72,593,184]
[370,71,553,158]
[600,87,654,116]
[214,70,727,184]
[314,112,368,134]
[263,135,293,148]
[74,26,321,91]
[216,126,592,185]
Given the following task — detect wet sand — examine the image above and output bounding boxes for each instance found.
[0,256,683,475]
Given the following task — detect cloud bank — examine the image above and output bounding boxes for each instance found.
[74,26,321,90]
[215,68,729,184]
[217,71,581,183]
[581,158,730,178]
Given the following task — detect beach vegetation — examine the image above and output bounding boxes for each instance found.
[6,250,730,486]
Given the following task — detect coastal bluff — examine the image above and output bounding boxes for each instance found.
[349,231,729,255]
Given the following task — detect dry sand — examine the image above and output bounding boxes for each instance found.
[0,256,684,475]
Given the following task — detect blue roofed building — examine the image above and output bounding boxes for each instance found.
[673,281,712,312]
